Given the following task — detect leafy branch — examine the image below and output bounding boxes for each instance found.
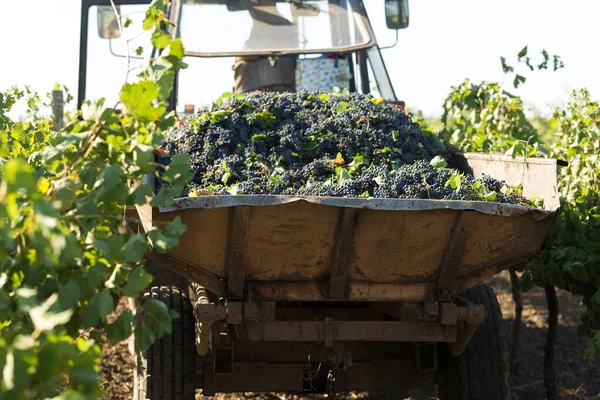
[501,45,565,89]
[0,1,192,398]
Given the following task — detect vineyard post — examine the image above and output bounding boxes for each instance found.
[544,285,559,400]
[509,267,523,374]
[51,89,64,130]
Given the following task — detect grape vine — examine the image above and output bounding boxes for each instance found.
[0,1,191,398]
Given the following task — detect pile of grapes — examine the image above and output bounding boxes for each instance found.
[159,91,534,206]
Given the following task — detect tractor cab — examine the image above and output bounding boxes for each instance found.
[78,0,409,113]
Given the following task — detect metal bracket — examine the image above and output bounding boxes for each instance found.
[440,303,458,326]
[466,303,485,325]
[329,209,360,300]
[423,285,439,322]
[243,302,259,322]
[447,295,486,356]
[227,206,250,298]
[226,301,243,325]
[436,212,473,302]
[197,299,275,323]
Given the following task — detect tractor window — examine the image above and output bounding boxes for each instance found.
[350,49,396,102]
[179,0,375,56]
[295,55,352,92]
[175,50,397,113]
[84,5,152,105]
[177,56,238,112]
[366,46,396,101]
[177,54,354,114]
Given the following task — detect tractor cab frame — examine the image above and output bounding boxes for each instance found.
[77,0,408,112]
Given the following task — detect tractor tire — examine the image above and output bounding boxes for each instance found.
[438,284,511,400]
[133,286,197,400]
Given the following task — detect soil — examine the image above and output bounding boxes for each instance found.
[488,272,600,400]
[99,272,600,399]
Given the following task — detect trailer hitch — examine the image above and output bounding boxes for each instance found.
[447,295,485,356]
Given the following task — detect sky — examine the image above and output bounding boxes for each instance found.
[1,0,599,119]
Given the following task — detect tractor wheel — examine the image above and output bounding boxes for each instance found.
[438,284,511,400]
[133,286,197,400]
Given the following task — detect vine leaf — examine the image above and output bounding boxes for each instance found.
[122,267,154,297]
[29,294,73,332]
[517,45,528,59]
[105,310,134,345]
[513,74,527,89]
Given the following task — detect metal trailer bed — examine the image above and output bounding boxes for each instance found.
[127,153,560,395]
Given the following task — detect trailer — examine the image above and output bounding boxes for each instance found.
[124,153,559,399]
[77,1,561,398]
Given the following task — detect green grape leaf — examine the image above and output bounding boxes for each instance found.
[59,281,81,309]
[513,74,527,89]
[445,173,462,192]
[339,168,351,182]
[122,267,153,297]
[132,184,154,205]
[120,81,165,122]
[429,155,448,169]
[29,294,73,332]
[81,290,115,327]
[151,30,172,49]
[134,324,156,352]
[123,235,149,263]
[4,158,36,193]
[105,310,134,345]
[517,45,528,59]
[15,288,39,312]
[335,101,349,113]
[318,93,330,102]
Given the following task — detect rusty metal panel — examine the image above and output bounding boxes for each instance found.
[349,209,456,283]
[455,153,560,211]
[238,321,457,342]
[260,302,276,321]
[230,341,414,364]
[250,281,430,302]
[457,212,553,278]
[202,361,426,394]
[203,363,303,395]
[244,201,339,281]
[152,207,230,279]
[335,360,430,391]
[160,194,555,218]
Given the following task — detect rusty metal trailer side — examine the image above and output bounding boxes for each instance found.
[131,154,558,305]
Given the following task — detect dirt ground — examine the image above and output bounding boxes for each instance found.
[488,272,600,400]
[99,271,600,399]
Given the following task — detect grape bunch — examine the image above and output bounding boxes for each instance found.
[159,91,535,207]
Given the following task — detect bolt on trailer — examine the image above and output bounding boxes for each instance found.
[78,1,560,399]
